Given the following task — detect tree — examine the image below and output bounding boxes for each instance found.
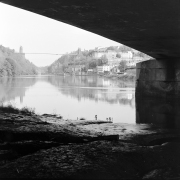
[116,53,121,58]
[118,45,132,52]
[100,55,108,64]
[119,60,127,72]
[89,61,97,69]
[107,46,116,51]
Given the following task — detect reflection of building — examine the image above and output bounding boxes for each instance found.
[49,75,135,106]
[102,79,110,86]
[106,92,117,100]
[20,95,23,103]
[127,94,133,100]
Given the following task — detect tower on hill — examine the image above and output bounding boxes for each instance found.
[19,46,23,53]
[19,46,25,58]
[77,48,82,55]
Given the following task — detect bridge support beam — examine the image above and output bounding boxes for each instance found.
[136,59,180,99]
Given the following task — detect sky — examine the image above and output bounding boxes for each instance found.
[0,3,121,67]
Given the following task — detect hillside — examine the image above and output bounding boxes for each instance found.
[0,45,38,76]
[47,45,150,75]
[48,52,93,74]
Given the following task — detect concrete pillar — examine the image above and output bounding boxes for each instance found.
[136,96,180,129]
[136,59,180,99]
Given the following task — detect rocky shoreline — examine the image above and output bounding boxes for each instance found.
[0,107,180,179]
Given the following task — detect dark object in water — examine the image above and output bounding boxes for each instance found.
[79,117,86,120]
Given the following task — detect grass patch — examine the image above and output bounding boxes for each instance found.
[0,104,35,115]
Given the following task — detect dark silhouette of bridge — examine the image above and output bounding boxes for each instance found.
[1,0,180,98]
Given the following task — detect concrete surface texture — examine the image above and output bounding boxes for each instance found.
[136,59,180,98]
[0,0,180,60]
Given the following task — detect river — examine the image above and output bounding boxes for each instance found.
[0,75,135,123]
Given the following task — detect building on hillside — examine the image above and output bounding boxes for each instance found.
[87,68,97,74]
[107,58,121,66]
[120,51,133,59]
[105,50,116,59]
[72,65,85,72]
[90,47,149,68]
[91,48,116,60]
[90,47,108,59]
[111,66,120,73]
[97,65,111,74]
[125,56,149,67]
[91,49,133,65]
[95,47,107,52]
[126,61,136,67]
[66,65,85,74]
[132,56,144,61]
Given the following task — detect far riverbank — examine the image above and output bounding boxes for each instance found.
[99,69,136,81]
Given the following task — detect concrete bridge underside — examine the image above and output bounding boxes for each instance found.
[1,0,180,98]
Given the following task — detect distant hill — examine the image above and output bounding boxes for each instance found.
[47,45,149,74]
[0,45,38,76]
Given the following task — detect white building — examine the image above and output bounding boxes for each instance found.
[97,65,111,73]
[120,51,133,59]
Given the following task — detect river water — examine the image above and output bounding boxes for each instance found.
[0,75,135,123]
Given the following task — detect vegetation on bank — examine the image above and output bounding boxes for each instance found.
[0,104,35,115]
[0,45,38,77]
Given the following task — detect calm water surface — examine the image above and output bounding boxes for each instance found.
[0,75,135,123]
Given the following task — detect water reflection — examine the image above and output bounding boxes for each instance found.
[0,75,135,123]
[0,77,37,103]
[1,75,179,127]
[136,96,180,129]
[47,76,135,106]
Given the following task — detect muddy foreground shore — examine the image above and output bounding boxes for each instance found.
[0,108,180,179]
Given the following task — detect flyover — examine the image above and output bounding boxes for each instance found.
[1,0,180,98]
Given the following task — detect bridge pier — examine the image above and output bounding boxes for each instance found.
[136,59,180,99]
[136,96,180,128]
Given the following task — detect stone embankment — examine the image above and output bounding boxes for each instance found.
[0,107,180,179]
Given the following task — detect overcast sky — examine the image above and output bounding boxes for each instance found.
[0,3,122,67]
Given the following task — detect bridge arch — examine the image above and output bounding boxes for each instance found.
[1,0,180,59]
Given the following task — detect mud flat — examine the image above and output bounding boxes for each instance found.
[0,107,180,179]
